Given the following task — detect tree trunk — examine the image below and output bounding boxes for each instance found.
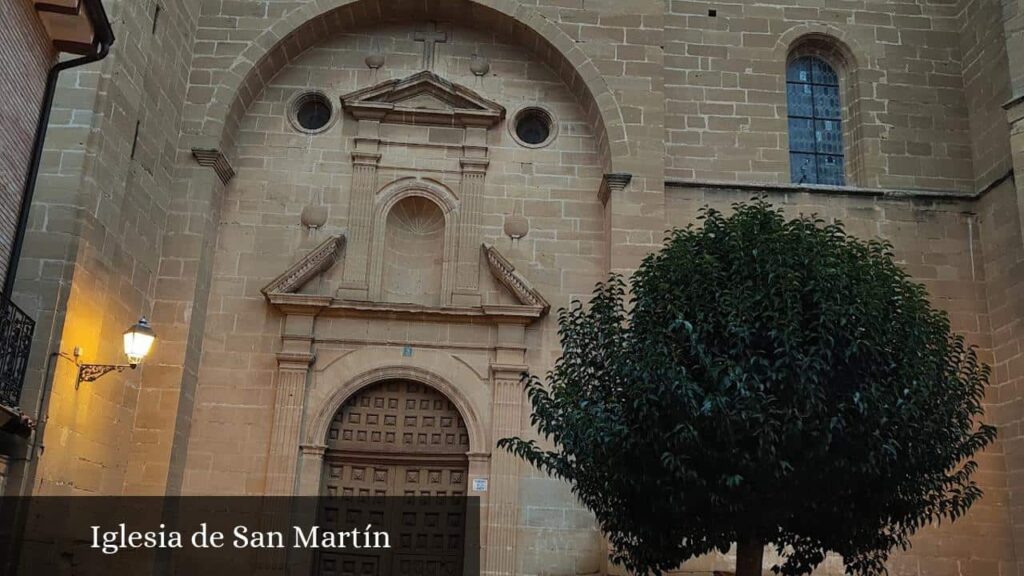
[735,536,764,576]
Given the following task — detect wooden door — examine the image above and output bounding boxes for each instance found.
[318,381,469,576]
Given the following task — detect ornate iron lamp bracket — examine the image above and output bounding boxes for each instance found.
[76,363,135,389]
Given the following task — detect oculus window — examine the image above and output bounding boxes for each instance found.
[289,91,334,134]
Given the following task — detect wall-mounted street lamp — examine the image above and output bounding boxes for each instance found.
[75,318,156,389]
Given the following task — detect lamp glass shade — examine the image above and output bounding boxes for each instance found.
[123,318,156,365]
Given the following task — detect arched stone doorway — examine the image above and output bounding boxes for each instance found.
[317,379,472,576]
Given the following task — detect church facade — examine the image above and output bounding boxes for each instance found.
[5,0,1024,574]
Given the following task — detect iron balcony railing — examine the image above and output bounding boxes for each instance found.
[0,297,34,408]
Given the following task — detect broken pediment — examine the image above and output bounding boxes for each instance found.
[261,237,550,326]
[340,71,505,128]
[261,235,346,296]
[482,243,550,314]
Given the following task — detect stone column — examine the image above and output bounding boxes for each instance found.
[264,314,315,495]
[454,127,489,306]
[485,322,529,576]
[338,121,382,301]
[467,451,491,573]
[291,444,326,576]
[296,443,327,497]
[256,314,315,575]
[484,374,524,575]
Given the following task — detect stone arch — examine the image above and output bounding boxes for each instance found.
[774,25,869,72]
[775,27,870,187]
[195,0,626,172]
[368,177,460,303]
[306,351,488,455]
[376,176,459,215]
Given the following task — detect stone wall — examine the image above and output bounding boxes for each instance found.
[665,1,979,192]
[993,0,1024,569]
[977,176,1024,576]
[9,0,203,495]
[6,0,1024,574]
[0,1,54,286]
[179,19,606,573]
[960,0,1015,188]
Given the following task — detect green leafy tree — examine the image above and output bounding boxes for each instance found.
[499,200,996,576]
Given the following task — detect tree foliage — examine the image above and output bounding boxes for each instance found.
[499,200,996,575]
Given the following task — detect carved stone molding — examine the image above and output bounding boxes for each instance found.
[460,157,490,174]
[264,296,544,325]
[299,444,327,457]
[191,148,236,185]
[352,151,382,166]
[276,351,315,371]
[262,235,345,296]
[598,172,633,205]
[482,244,550,314]
[340,70,505,128]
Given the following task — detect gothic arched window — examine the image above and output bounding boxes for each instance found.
[787,56,845,186]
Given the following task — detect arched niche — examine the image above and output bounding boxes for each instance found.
[369,178,459,305]
[380,196,447,306]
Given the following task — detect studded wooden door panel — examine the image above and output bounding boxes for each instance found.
[319,380,469,576]
[326,380,471,455]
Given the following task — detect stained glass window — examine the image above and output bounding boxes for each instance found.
[787,56,845,186]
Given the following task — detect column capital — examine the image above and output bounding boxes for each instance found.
[352,151,382,166]
[461,157,490,174]
[598,172,633,205]
[490,363,529,382]
[299,444,327,457]
[277,351,315,370]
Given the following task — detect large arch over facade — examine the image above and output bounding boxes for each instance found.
[193,0,627,172]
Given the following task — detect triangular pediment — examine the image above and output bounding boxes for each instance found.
[340,71,505,127]
[261,235,345,296]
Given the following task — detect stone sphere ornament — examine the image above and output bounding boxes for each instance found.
[301,204,328,229]
[470,54,490,76]
[504,213,529,240]
[365,37,385,69]
[365,52,385,70]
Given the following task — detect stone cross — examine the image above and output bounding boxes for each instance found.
[414,23,447,71]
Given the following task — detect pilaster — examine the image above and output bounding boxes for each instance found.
[264,313,316,495]
[296,443,327,497]
[599,173,634,275]
[338,120,382,301]
[454,148,489,306]
[484,323,528,576]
